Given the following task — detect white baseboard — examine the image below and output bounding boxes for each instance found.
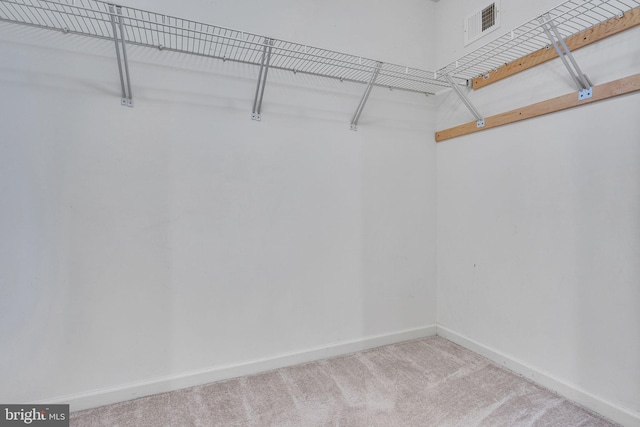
[41,325,437,412]
[436,325,640,427]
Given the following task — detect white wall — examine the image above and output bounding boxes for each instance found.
[436,0,640,423]
[0,0,438,407]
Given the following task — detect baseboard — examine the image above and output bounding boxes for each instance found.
[436,325,640,427]
[40,325,437,412]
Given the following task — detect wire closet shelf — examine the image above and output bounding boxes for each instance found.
[436,0,640,83]
[0,0,449,95]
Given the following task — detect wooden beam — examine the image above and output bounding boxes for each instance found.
[471,6,640,90]
[435,73,640,142]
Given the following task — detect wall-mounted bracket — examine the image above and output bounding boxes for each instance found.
[539,14,593,99]
[109,4,133,107]
[252,38,274,121]
[350,62,382,131]
[436,73,640,142]
[444,74,484,127]
[579,87,593,100]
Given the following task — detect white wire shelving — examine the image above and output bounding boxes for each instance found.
[436,0,640,83]
[1,0,637,127]
[0,0,448,95]
[433,0,640,130]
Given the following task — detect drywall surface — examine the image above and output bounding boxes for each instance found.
[436,0,640,420]
[437,95,640,419]
[0,0,437,406]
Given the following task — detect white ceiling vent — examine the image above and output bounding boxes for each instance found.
[464,1,501,46]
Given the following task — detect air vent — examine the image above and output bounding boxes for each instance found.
[464,1,501,46]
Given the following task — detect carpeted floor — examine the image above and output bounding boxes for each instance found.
[70,336,618,426]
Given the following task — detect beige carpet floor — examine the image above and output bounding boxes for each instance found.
[70,336,618,426]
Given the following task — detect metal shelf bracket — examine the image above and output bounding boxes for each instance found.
[350,62,382,131]
[108,4,133,107]
[578,87,593,100]
[444,74,485,128]
[539,14,593,100]
[251,38,274,121]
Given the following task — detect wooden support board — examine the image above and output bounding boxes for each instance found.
[435,73,640,142]
[471,7,640,90]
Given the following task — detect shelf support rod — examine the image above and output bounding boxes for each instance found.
[109,4,133,107]
[444,74,484,128]
[539,15,593,100]
[252,38,273,121]
[350,62,382,131]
